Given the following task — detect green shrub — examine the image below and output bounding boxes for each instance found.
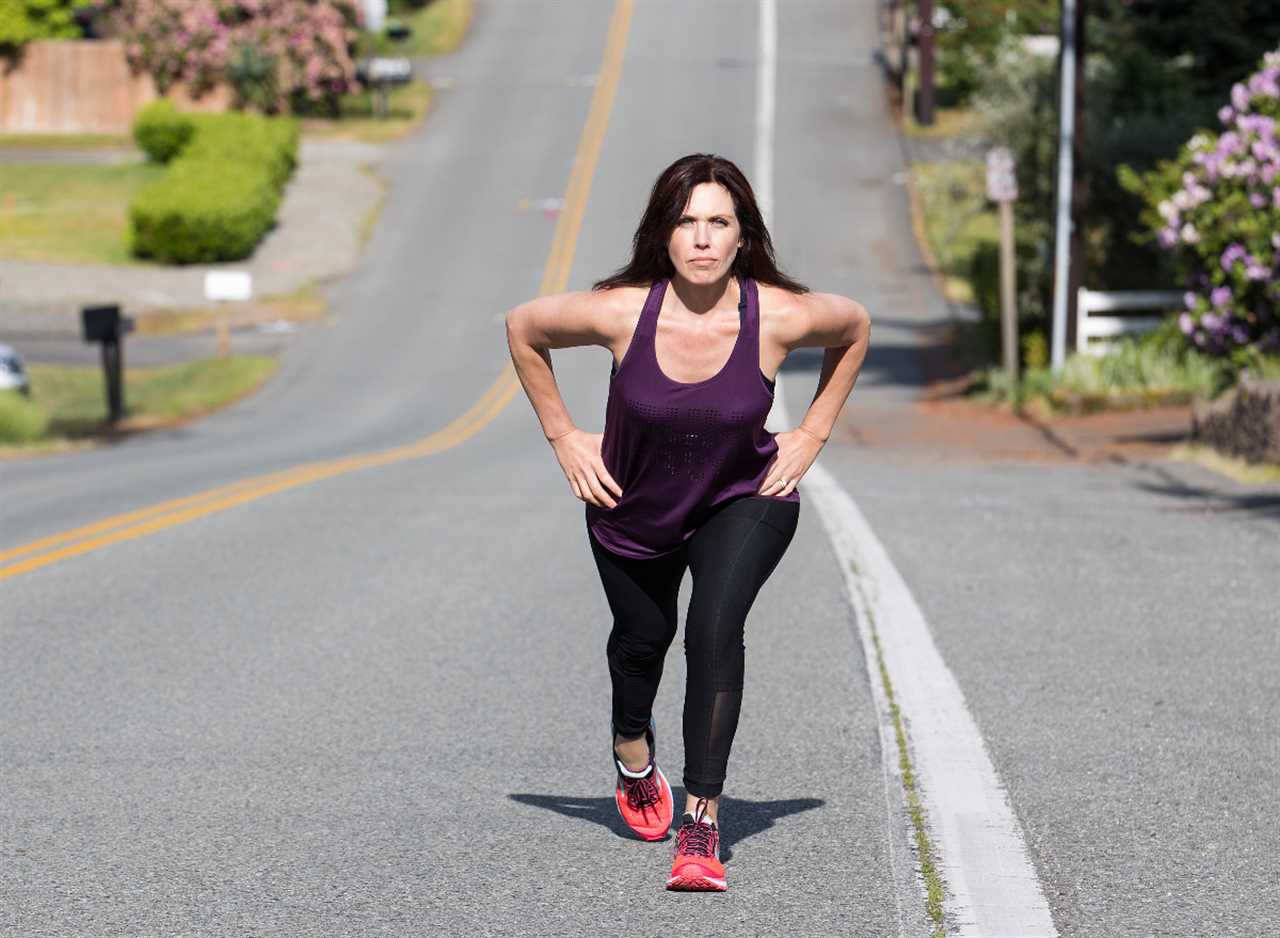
[128,110,298,263]
[974,329,1241,413]
[131,160,280,263]
[132,99,196,164]
[185,112,298,188]
[0,390,48,443]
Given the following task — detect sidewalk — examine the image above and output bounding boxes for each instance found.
[0,138,386,338]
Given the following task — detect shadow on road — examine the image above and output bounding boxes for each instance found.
[508,791,824,860]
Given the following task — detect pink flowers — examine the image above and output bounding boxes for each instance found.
[114,0,362,108]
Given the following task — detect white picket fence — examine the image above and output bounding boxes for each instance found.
[1075,288,1181,355]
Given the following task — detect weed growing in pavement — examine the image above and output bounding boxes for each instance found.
[849,562,947,938]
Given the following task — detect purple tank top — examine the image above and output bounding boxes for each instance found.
[585,275,800,559]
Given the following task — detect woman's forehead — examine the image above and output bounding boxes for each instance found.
[681,182,736,214]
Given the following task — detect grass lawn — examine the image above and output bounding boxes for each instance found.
[908,160,998,306]
[0,356,277,453]
[300,80,434,144]
[133,282,329,336]
[384,0,473,57]
[0,133,133,149]
[0,161,165,264]
[901,105,985,139]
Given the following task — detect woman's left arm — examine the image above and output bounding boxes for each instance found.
[757,292,871,497]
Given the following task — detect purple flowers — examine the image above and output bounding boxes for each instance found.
[1148,50,1280,358]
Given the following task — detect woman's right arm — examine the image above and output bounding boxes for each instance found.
[504,291,623,509]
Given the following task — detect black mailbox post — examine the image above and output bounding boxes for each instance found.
[81,304,134,424]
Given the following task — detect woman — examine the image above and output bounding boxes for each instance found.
[505,153,870,891]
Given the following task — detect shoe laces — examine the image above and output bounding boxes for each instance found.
[621,769,661,811]
[677,799,718,857]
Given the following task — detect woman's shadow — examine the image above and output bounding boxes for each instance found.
[508,788,823,861]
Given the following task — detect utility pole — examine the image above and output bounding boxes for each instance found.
[1066,0,1087,356]
[917,0,935,126]
[1049,0,1079,370]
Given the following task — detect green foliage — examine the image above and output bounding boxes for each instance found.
[129,110,298,264]
[130,161,280,264]
[132,99,195,164]
[227,42,280,114]
[0,390,48,443]
[0,0,85,49]
[935,1,1056,106]
[184,111,298,188]
[976,326,1242,412]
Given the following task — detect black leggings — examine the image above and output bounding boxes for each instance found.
[588,495,800,799]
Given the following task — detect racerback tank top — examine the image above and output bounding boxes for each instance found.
[585,275,800,559]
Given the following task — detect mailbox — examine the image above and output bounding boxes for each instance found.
[80,304,133,424]
[357,57,413,86]
[82,304,135,343]
[385,19,412,41]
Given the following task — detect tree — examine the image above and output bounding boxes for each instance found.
[0,0,86,49]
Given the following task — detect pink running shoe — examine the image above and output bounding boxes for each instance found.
[667,797,726,891]
[611,718,673,841]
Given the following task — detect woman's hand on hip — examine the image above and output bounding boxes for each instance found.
[550,429,623,509]
[758,428,825,497]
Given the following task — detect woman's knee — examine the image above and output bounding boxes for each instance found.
[607,620,676,667]
[682,624,747,690]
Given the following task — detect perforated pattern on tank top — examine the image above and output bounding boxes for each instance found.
[585,276,799,560]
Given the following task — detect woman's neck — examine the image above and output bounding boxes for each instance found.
[667,272,741,316]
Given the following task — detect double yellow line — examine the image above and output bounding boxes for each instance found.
[0,0,634,584]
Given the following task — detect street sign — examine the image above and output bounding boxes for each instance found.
[986,146,1018,202]
[205,271,252,302]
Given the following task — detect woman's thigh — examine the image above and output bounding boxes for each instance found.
[683,497,799,673]
[587,528,688,636]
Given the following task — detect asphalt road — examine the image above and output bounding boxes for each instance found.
[4,2,1278,936]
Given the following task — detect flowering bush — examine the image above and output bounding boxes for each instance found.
[1126,50,1280,363]
[111,0,361,111]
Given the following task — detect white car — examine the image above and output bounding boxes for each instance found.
[0,342,30,396]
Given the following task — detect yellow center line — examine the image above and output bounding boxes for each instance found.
[0,0,634,583]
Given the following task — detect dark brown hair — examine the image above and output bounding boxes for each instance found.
[592,153,809,294]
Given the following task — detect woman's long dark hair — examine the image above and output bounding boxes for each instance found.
[592,153,809,294]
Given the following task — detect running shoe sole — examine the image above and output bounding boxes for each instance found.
[666,863,727,892]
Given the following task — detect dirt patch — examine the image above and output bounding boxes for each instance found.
[837,393,1193,467]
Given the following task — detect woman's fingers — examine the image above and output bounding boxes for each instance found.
[599,466,623,500]
[585,470,617,509]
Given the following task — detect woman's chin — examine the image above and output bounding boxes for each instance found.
[678,265,726,283]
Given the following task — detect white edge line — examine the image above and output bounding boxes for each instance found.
[757,8,1054,933]
[773,380,1058,938]
[755,6,911,931]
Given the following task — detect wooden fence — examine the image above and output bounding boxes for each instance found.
[0,40,228,134]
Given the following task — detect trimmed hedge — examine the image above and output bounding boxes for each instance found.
[132,100,195,164]
[129,107,299,264]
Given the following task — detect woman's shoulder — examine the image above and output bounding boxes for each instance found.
[590,283,652,309]
[756,282,869,347]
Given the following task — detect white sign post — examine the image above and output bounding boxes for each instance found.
[986,146,1019,381]
[204,271,253,358]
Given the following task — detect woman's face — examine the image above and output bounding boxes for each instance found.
[667,182,744,286]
